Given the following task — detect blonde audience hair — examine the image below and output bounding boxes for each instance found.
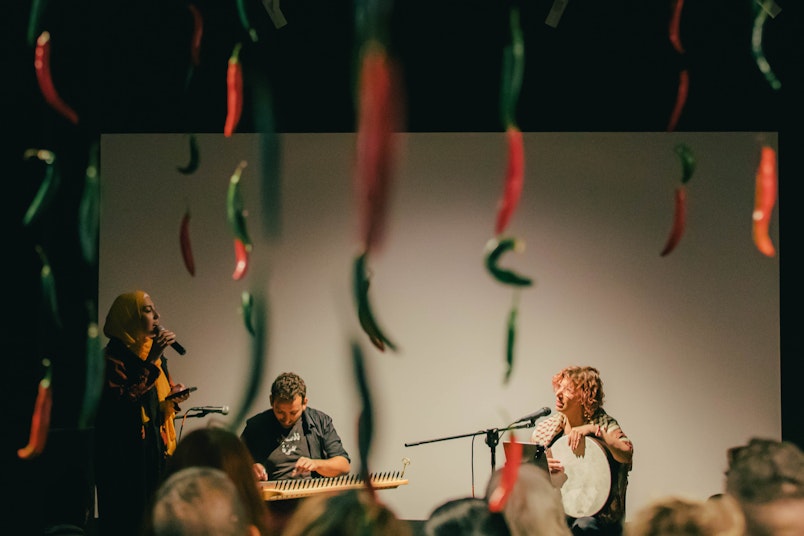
[626,494,745,536]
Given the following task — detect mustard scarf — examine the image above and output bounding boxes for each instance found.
[104,290,178,455]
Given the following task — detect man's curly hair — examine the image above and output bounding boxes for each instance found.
[725,437,804,503]
[271,372,307,403]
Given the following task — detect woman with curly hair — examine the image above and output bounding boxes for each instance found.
[531,366,634,536]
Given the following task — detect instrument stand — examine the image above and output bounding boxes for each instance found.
[405,420,537,471]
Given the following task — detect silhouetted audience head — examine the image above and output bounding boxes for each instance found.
[724,437,804,536]
[160,426,272,535]
[484,462,571,536]
[626,494,745,536]
[151,466,260,536]
[281,488,412,536]
[424,496,511,536]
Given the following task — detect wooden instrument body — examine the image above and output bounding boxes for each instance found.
[547,435,613,518]
[260,472,408,501]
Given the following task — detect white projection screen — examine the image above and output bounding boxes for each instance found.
[99,132,780,522]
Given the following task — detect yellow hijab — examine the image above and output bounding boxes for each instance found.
[104,290,178,455]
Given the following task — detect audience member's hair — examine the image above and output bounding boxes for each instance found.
[424,496,511,536]
[724,437,804,536]
[159,426,272,535]
[626,494,745,536]
[484,462,571,536]
[151,466,258,536]
[281,488,412,536]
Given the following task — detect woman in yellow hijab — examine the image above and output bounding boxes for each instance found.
[94,290,192,536]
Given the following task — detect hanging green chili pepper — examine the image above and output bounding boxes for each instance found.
[484,238,533,287]
[355,40,401,254]
[241,291,256,336]
[232,238,249,280]
[79,142,100,265]
[752,145,777,257]
[499,7,524,130]
[504,300,519,384]
[36,245,62,330]
[351,340,375,490]
[675,143,696,184]
[23,149,60,227]
[18,359,53,460]
[188,3,204,66]
[35,31,79,125]
[228,291,267,432]
[353,252,397,352]
[236,0,259,42]
[177,134,200,174]
[78,303,104,429]
[495,126,525,236]
[751,2,782,91]
[224,43,244,137]
[226,160,252,248]
[180,208,195,276]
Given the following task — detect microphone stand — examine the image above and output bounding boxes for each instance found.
[405,420,537,471]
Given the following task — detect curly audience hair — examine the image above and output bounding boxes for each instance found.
[271,372,307,403]
[626,494,745,536]
[552,366,605,421]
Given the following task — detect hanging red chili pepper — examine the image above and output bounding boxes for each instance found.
[488,436,521,512]
[752,146,777,257]
[666,69,689,133]
[356,41,401,254]
[34,31,79,125]
[668,0,685,54]
[660,144,695,256]
[180,208,195,276]
[232,238,249,280]
[18,359,53,460]
[224,42,244,137]
[495,126,525,236]
[188,3,204,66]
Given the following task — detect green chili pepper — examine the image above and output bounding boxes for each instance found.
[78,142,100,265]
[504,301,518,384]
[35,245,62,330]
[353,252,397,352]
[352,340,374,484]
[241,291,255,336]
[675,143,695,184]
[177,134,200,174]
[23,149,60,226]
[499,7,524,129]
[228,290,267,432]
[226,160,252,249]
[484,237,533,287]
[78,301,104,429]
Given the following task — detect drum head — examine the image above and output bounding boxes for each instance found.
[549,435,611,518]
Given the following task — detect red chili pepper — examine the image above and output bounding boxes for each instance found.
[356,41,401,254]
[18,359,53,460]
[34,31,78,125]
[660,185,687,257]
[224,42,243,137]
[752,146,777,257]
[495,126,525,236]
[667,69,689,133]
[668,0,685,54]
[188,3,204,66]
[232,238,249,280]
[489,436,521,512]
[180,209,195,276]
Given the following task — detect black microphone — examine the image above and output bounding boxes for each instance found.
[193,406,230,415]
[513,407,551,424]
[154,325,186,355]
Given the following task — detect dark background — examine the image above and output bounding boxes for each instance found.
[5,0,802,532]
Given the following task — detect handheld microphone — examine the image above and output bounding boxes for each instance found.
[513,407,551,424]
[193,406,230,415]
[154,325,186,355]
